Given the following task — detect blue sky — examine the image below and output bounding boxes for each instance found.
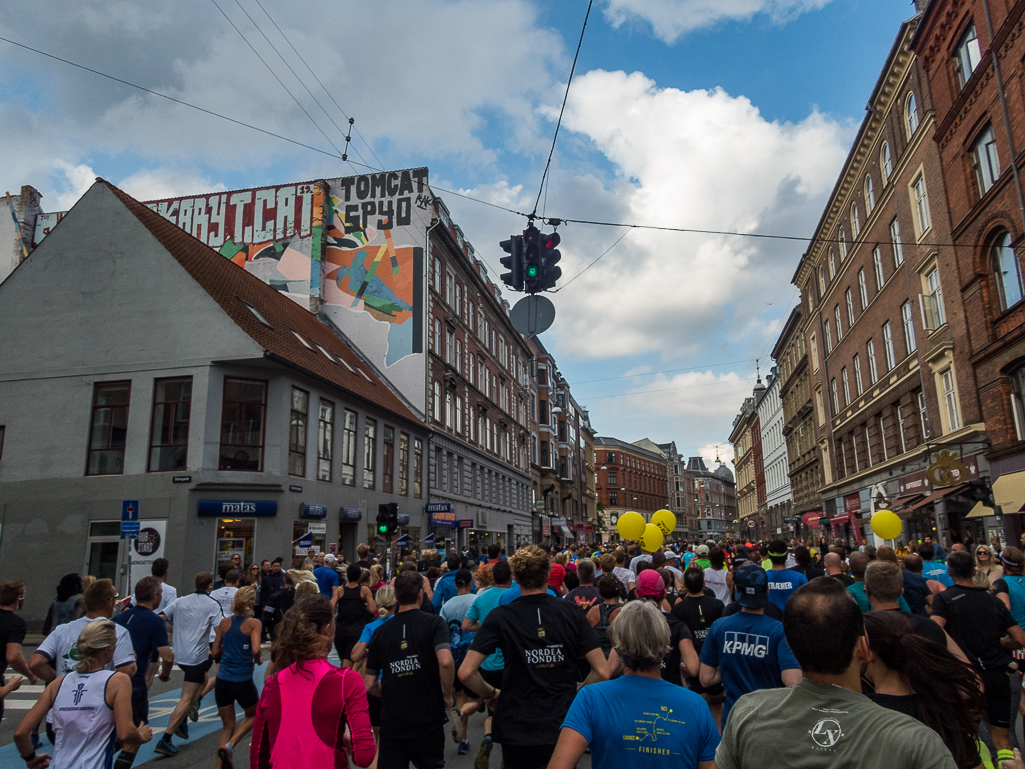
[0,0,918,464]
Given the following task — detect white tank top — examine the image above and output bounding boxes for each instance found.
[704,567,731,605]
[51,670,118,769]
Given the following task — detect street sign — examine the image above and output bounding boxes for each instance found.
[397,514,410,525]
[424,534,435,547]
[746,519,756,529]
[396,534,412,548]
[122,500,139,522]
[295,532,313,556]
[510,295,556,336]
[120,521,140,539]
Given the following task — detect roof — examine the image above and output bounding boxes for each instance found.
[594,436,666,461]
[98,180,423,427]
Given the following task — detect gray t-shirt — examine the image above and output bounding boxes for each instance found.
[716,678,955,769]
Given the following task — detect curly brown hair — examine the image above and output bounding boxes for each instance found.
[270,593,333,669]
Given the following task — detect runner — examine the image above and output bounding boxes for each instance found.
[0,580,36,726]
[992,548,1025,630]
[564,560,601,612]
[314,553,340,597]
[349,585,397,755]
[459,545,609,769]
[612,550,637,595]
[703,547,731,606]
[332,563,377,667]
[698,562,801,727]
[764,539,807,611]
[862,561,950,650]
[250,593,375,769]
[42,575,84,636]
[113,576,173,727]
[433,555,472,610]
[672,565,726,729]
[635,570,698,685]
[15,620,153,769]
[364,572,454,769]
[823,552,854,586]
[586,575,623,660]
[211,585,262,769]
[154,572,224,757]
[210,570,240,620]
[901,554,932,616]
[439,570,477,754]
[921,543,955,588]
[549,601,720,769]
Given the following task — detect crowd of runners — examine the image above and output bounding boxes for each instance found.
[6,536,1025,768]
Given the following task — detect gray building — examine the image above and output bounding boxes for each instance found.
[0,180,429,624]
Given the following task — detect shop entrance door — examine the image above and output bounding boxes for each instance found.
[86,521,126,595]
[215,519,256,571]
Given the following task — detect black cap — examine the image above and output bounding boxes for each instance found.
[455,569,474,586]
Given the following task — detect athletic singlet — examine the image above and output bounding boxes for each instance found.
[594,603,617,658]
[50,670,117,769]
[704,567,731,605]
[1004,576,1025,629]
[218,616,255,683]
[335,586,371,637]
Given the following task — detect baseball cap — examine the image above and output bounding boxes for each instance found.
[454,569,474,586]
[696,544,709,556]
[324,553,337,564]
[665,551,680,561]
[636,569,665,598]
[733,562,769,608]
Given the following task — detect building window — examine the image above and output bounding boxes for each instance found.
[317,399,334,482]
[432,317,441,354]
[1011,366,1025,440]
[455,283,462,316]
[288,387,309,477]
[842,367,851,406]
[87,381,131,476]
[918,390,931,439]
[445,391,454,431]
[840,229,848,258]
[831,378,839,414]
[608,471,617,484]
[148,377,191,472]
[972,126,1000,195]
[851,206,860,238]
[954,23,982,90]
[446,273,454,307]
[993,231,1025,311]
[819,267,827,295]
[941,369,961,431]
[913,176,931,235]
[455,339,462,375]
[891,218,904,267]
[846,289,855,326]
[901,301,917,354]
[609,492,618,506]
[414,437,423,498]
[399,433,409,495]
[881,143,893,184]
[341,409,357,485]
[825,320,833,353]
[906,93,919,137]
[219,378,265,472]
[866,176,876,213]
[879,415,888,460]
[897,403,907,454]
[445,330,453,365]
[433,256,441,291]
[432,380,441,422]
[873,246,885,291]
[382,426,394,493]
[858,269,868,310]
[834,305,843,340]
[924,268,947,328]
[867,339,879,383]
[829,249,836,277]
[864,424,873,467]
[883,322,896,369]
[469,353,475,386]
[810,332,819,371]
[456,396,463,434]
[853,354,864,395]
[363,419,376,489]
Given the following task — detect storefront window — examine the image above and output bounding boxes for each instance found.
[292,520,326,567]
[216,519,255,570]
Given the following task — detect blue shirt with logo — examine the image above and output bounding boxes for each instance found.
[765,569,808,611]
[699,611,800,726]
[922,560,954,588]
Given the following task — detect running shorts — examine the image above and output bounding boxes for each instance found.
[214,678,259,710]
[178,658,213,684]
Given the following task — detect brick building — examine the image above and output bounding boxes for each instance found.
[595,437,669,540]
[912,0,1025,543]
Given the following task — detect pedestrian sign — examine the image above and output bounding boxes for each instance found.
[122,500,139,521]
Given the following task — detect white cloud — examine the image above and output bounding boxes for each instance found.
[117,168,227,202]
[603,0,833,43]
[51,161,98,210]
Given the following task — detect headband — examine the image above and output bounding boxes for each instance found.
[1001,554,1024,569]
[767,550,788,558]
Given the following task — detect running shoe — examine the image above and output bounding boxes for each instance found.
[474,734,493,769]
[450,708,462,742]
[175,720,189,740]
[218,743,235,768]
[188,696,201,722]
[458,740,470,755]
[155,738,179,757]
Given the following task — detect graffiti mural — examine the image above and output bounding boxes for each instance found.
[324,168,432,413]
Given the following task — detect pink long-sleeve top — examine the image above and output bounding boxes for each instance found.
[251,658,376,769]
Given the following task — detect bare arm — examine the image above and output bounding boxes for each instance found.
[437,648,455,709]
[248,618,263,666]
[700,662,721,688]
[6,643,36,683]
[458,650,499,709]
[581,647,610,686]
[462,616,481,633]
[350,641,368,664]
[108,672,152,744]
[548,727,590,769]
[14,676,60,767]
[999,592,1012,612]
[679,638,700,679]
[781,668,802,687]
[210,616,230,658]
[362,671,382,699]
[362,587,377,617]
[28,653,55,684]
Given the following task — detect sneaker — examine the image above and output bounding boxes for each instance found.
[218,743,235,768]
[188,696,201,722]
[458,740,470,755]
[155,739,179,757]
[474,735,493,769]
[175,720,189,740]
[450,709,462,742]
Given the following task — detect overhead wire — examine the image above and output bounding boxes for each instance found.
[553,226,631,291]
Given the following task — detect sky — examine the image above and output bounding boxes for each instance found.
[0,0,916,468]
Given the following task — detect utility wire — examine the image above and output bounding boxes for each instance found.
[531,0,593,219]
[553,226,631,291]
[251,0,385,171]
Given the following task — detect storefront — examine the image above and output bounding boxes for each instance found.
[198,499,278,571]
[339,507,363,562]
[427,502,459,554]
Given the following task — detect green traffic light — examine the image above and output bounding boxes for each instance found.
[378,525,388,533]
[526,265,539,278]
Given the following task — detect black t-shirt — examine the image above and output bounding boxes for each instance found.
[723,601,783,621]
[470,592,600,746]
[932,585,1017,669]
[792,564,824,580]
[661,613,694,686]
[671,594,725,654]
[564,586,601,613]
[827,573,855,587]
[868,692,921,721]
[867,609,947,649]
[0,609,26,679]
[365,609,450,738]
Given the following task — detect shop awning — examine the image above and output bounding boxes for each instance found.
[559,525,574,537]
[897,484,966,517]
[966,502,997,520]
[994,471,1025,514]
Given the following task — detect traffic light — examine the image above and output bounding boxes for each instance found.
[499,235,524,291]
[523,225,542,293]
[539,231,562,291]
[377,502,400,536]
[966,478,997,509]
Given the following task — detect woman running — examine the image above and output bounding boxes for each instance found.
[332,564,377,667]
[349,585,396,756]
[211,586,262,769]
[250,594,374,769]
[14,620,152,769]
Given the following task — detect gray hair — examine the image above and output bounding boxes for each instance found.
[608,600,670,671]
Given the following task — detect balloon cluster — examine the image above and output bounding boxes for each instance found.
[615,509,677,552]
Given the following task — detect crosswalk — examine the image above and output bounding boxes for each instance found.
[2,681,46,711]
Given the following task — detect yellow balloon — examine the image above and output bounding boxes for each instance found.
[651,509,676,536]
[616,511,646,540]
[639,523,664,553]
[871,510,903,540]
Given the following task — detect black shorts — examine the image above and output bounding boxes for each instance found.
[335,632,360,663]
[480,667,503,690]
[215,678,259,710]
[378,726,445,769]
[501,743,557,769]
[686,675,724,696]
[131,689,149,725]
[178,658,213,684]
[982,666,1012,729]
[368,692,382,728]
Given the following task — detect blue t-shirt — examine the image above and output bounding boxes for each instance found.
[922,560,954,588]
[682,552,697,568]
[765,569,808,611]
[699,611,800,726]
[498,584,558,606]
[313,566,339,597]
[113,605,168,692]
[359,615,393,644]
[562,675,719,769]
[466,587,509,671]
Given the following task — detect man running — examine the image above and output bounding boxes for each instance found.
[823,552,853,586]
[612,551,637,595]
[920,542,954,588]
[114,576,174,727]
[0,580,35,726]
[314,553,340,597]
[564,560,601,612]
[440,570,477,754]
[765,539,807,611]
[155,572,224,756]
[672,566,726,729]
[364,571,454,769]
[699,562,801,727]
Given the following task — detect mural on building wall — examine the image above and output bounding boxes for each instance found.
[323,168,431,414]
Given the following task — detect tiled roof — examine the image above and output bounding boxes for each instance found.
[594,436,665,460]
[99,180,423,427]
